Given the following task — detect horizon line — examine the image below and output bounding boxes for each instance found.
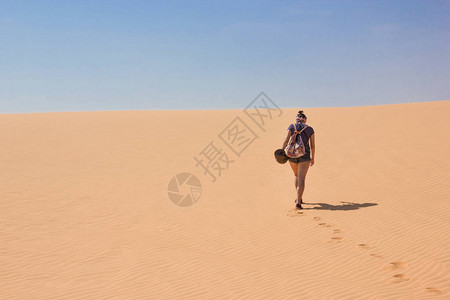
[1,99,449,115]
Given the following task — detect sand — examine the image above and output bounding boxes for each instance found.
[1,100,449,299]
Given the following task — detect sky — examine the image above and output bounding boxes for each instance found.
[1,0,449,113]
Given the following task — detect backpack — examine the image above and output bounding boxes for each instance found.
[285,123,309,158]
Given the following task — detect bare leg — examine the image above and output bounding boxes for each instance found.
[289,161,298,190]
[296,162,310,203]
[289,161,302,205]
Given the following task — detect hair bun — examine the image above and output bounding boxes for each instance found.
[298,110,304,114]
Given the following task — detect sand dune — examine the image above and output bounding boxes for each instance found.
[1,100,449,299]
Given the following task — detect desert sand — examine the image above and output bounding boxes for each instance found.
[1,100,449,299]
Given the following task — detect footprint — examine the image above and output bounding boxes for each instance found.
[287,210,304,217]
[318,222,332,227]
[313,217,321,221]
[391,273,409,283]
[358,244,370,249]
[384,261,405,271]
[425,287,442,294]
[333,229,341,234]
[331,236,343,241]
[370,253,384,258]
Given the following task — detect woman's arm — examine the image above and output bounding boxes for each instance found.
[310,133,315,166]
[282,130,291,149]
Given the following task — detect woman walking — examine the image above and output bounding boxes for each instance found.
[281,110,315,209]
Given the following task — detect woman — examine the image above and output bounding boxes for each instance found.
[281,110,315,209]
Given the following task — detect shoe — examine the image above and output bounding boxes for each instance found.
[295,203,303,210]
[295,199,303,204]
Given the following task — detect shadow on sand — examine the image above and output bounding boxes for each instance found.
[303,201,378,211]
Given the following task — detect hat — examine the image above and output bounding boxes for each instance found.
[274,149,288,164]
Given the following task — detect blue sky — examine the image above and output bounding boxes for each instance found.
[1,0,449,113]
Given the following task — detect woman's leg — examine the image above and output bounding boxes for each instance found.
[296,162,310,203]
[289,161,298,190]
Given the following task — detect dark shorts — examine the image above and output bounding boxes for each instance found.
[288,154,311,163]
